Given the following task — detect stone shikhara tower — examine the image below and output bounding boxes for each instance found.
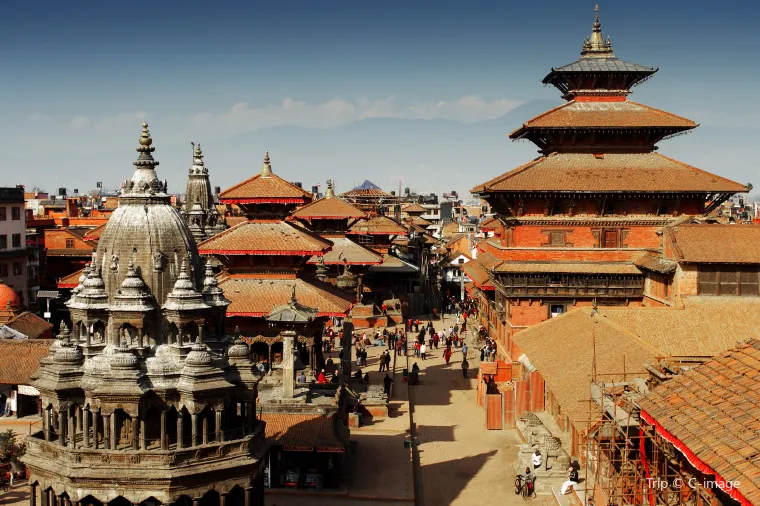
[24,123,269,506]
[183,143,226,243]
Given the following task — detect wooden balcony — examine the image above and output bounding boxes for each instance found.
[495,274,643,298]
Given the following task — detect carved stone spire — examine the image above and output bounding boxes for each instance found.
[125,122,165,196]
[581,5,614,58]
[190,142,207,175]
[260,151,273,177]
[324,179,335,199]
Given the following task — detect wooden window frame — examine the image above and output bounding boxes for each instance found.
[65,238,75,249]
[698,265,760,296]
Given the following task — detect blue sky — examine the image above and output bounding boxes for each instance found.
[2,0,759,197]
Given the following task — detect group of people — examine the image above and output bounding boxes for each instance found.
[479,336,498,363]
[520,449,581,497]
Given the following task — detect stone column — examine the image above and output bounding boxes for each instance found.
[282,330,296,399]
[177,413,184,449]
[83,409,90,448]
[244,487,253,506]
[191,413,199,447]
[103,414,111,450]
[77,406,83,432]
[29,483,37,506]
[43,408,51,441]
[132,417,139,450]
[220,493,227,506]
[160,411,167,450]
[217,408,224,442]
[110,414,117,449]
[58,411,66,446]
[93,412,100,449]
[202,417,208,445]
[192,499,200,506]
[68,410,76,448]
[140,417,147,450]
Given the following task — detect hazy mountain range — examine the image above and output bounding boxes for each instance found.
[9,99,759,199]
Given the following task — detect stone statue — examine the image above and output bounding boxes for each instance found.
[153,250,164,271]
[110,254,119,271]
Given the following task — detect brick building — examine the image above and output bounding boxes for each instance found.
[468,6,749,362]
[0,186,28,305]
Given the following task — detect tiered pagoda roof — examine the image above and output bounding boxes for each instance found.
[289,180,367,220]
[472,5,748,201]
[306,236,383,265]
[198,220,332,256]
[218,277,353,317]
[472,152,747,194]
[218,152,313,205]
[348,215,408,236]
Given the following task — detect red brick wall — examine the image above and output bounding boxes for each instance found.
[45,229,95,250]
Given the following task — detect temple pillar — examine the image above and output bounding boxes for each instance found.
[77,405,83,432]
[281,330,296,399]
[341,320,354,377]
[103,414,111,450]
[83,409,90,448]
[93,412,99,449]
[58,411,66,446]
[110,413,117,449]
[140,418,147,450]
[202,417,208,445]
[191,413,198,447]
[132,417,139,450]
[216,408,224,442]
[244,487,252,506]
[160,411,167,450]
[177,412,184,449]
[29,483,37,506]
[138,327,144,348]
[43,407,51,441]
[220,493,227,506]
[68,410,76,448]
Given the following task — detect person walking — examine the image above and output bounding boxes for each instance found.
[443,346,452,365]
[462,343,469,360]
[461,358,469,378]
[384,350,392,371]
[420,343,427,360]
[379,351,386,372]
[383,373,393,397]
[361,348,368,367]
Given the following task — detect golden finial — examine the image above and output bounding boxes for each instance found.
[325,179,335,199]
[290,283,297,305]
[260,151,273,177]
[139,122,152,146]
[581,4,614,58]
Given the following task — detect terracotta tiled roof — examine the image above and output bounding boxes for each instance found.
[340,188,392,198]
[58,268,85,288]
[462,255,498,290]
[634,254,677,274]
[600,297,760,357]
[83,224,107,242]
[368,254,419,274]
[6,312,54,339]
[348,216,408,236]
[226,216,247,227]
[219,174,312,203]
[479,217,500,231]
[514,308,658,429]
[307,237,383,265]
[638,340,760,506]
[510,101,696,137]
[198,220,332,256]
[0,339,52,385]
[103,197,119,210]
[494,261,641,275]
[219,277,353,317]
[402,203,426,214]
[408,216,432,227]
[441,221,461,238]
[667,224,760,264]
[289,197,366,220]
[471,152,747,194]
[260,413,347,451]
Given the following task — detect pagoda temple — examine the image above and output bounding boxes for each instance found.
[198,153,353,369]
[469,6,749,363]
[23,123,269,506]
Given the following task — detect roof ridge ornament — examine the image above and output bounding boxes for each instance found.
[581,4,614,58]
[190,142,207,175]
[260,151,273,177]
[325,180,335,199]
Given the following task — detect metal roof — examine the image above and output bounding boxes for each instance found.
[549,57,656,74]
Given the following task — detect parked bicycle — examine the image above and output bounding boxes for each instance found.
[514,474,535,500]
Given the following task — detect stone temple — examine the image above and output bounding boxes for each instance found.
[23,123,269,506]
